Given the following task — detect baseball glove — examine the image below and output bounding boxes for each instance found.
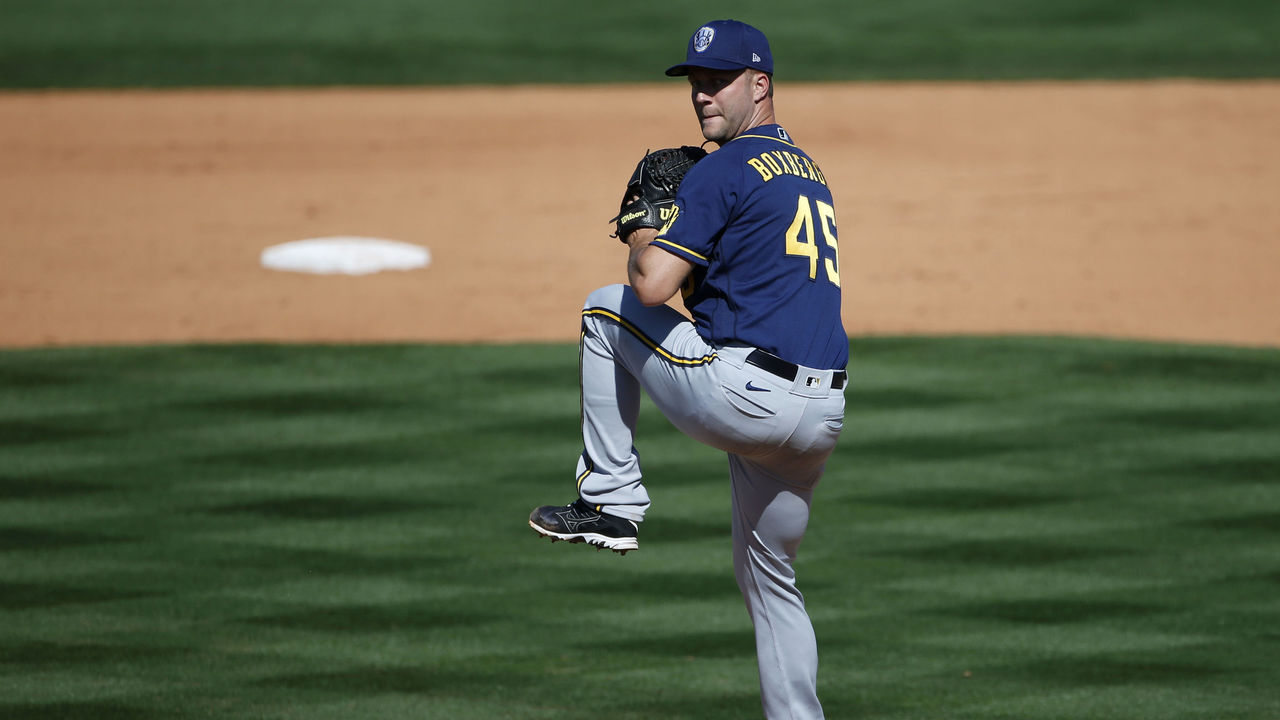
[610,145,708,241]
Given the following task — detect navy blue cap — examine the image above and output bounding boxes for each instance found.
[665,20,773,77]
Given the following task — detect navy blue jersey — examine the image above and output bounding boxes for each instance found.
[652,125,848,370]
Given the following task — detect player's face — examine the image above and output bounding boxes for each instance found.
[688,67,759,145]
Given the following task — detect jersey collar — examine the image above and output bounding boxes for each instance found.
[732,124,794,146]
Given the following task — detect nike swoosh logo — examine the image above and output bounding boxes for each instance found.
[745,382,770,392]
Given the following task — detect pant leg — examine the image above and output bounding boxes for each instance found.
[726,379,844,720]
[575,283,844,720]
[730,454,826,720]
[575,284,717,522]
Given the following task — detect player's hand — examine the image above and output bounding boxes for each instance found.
[624,227,659,248]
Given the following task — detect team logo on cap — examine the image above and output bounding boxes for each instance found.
[693,26,715,53]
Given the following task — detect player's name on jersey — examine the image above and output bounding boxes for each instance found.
[746,150,828,185]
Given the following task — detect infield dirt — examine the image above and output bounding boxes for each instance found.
[2,82,1277,348]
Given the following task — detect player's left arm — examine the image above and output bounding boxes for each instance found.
[626,228,693,306]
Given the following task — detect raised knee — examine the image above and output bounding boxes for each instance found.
[583,284,631,313]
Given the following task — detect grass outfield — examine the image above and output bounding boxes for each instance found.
[1,337,1277,719]
[2,0,1278,87]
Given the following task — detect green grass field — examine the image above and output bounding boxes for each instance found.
[2,0,1278,87]
[3,1,1278,716]
[2,337,1277,719]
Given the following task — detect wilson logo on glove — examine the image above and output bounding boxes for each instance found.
[609,146,708,241]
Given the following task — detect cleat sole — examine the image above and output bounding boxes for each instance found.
[529,520,637,554]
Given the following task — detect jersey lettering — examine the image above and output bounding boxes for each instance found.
[745,150,828,185]
[772,150,801,178]
[746,157,773,181]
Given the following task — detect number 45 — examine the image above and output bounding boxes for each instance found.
[785,195,840,287]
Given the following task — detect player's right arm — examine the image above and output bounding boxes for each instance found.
[626,228,693,306]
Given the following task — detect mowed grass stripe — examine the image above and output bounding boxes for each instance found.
[2,0,1279,87]
[0,337,1277,719]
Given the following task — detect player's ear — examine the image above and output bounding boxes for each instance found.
[751,71,772,102]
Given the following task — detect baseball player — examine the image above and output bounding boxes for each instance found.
[529,19,846,720]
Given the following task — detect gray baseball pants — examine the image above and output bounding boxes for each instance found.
[575,284,845,720]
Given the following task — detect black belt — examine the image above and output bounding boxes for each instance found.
[745,349,846,390]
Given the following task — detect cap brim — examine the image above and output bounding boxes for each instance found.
[664,57,752,77]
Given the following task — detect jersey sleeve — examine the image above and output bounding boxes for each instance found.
[650,156,736,267]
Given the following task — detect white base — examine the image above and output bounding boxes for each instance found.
[261,236,430,275]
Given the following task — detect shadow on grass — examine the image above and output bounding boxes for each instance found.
[1005,653,1228,686]
[241,601,501,633]
[565,569,739,602]
[0,640,190,670]
[0,418,118,445]
[205,494,441,520]
[0,527,133,552]
[0,473,111,499]
[855,487,1074,510]
[1144,455,1280,485]
[608,629,754,660]
[257,663,537,695]
[876,539,1130,567]
[0,701,165,720]
[927,598,1166,624]
[0,580,157,610]
[180,387,417,417]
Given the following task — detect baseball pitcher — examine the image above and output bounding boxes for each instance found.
[530,19,847,720]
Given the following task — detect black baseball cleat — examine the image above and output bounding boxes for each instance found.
[529,498,639,554]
